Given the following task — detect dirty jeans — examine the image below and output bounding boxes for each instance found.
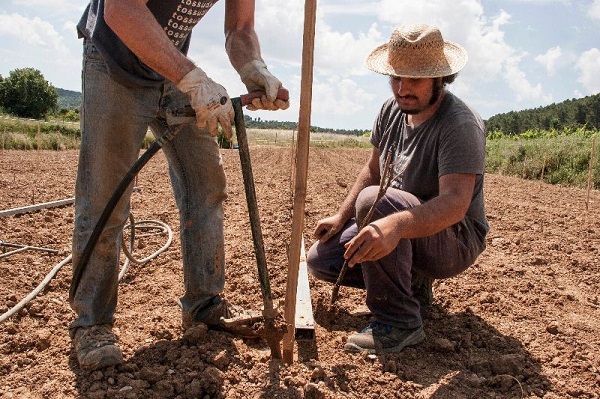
[69,43,227,330]
[307,186,484,329]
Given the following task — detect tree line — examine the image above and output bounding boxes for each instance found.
[485,93,600,135]
[242,115,369,136]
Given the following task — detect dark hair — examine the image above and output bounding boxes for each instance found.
[442,73,458,86]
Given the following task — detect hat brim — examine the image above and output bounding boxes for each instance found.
[365,41,468,78]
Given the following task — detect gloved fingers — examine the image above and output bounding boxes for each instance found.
[218,108,234,140]
[207,118,219,137]
[196,113,208,130]
[179,69,233,137]
[239,60,284,103]
[264,81,280,102]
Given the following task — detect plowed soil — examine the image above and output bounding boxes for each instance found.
[1,147,599,398]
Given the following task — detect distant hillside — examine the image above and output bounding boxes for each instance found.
[485,93,600,135]
[56,88,81,109]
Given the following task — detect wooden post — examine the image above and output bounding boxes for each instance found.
[586,137,596,211]
[283,0,317,364]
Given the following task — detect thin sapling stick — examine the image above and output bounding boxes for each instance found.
[329,147,406,306]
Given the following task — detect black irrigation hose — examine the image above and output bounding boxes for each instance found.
[69,138,165,301]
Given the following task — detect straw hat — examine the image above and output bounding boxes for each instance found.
[365,24,467,78]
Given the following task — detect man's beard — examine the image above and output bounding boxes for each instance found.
[399,78,443,115]
[429,78,443,105]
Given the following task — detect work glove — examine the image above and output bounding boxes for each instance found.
[239,60,290,111]
[176,67,235,139]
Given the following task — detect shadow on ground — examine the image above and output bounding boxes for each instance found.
[311,299,551,398]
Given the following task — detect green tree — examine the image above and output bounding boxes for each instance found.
[0,68,58,119]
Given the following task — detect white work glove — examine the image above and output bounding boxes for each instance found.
[239,60,290,111]
[176,67,235,139]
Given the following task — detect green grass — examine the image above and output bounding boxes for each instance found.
[0,115,80,149]
[486,128,600,189]
[3,115,599,190]
[0,117,371,151]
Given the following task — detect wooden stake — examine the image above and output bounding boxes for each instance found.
[586,137,596,211]
[283,0,317,364]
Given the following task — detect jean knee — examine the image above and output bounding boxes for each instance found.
[356,186,381,224]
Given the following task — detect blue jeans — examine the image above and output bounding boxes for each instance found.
[307,186,484,329]
[69,43,227,330]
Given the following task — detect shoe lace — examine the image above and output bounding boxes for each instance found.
[364,320,392,334]
[77,326,117,350]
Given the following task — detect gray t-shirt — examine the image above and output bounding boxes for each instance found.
[77,0,219,87]
[370,92,489,249]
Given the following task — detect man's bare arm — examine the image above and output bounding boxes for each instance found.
[104,0,195,84]
[224,0,262,72]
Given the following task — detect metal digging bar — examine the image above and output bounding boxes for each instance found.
[231,91,289,360]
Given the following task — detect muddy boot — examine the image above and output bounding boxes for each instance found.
[344,321,425,354]
[182,296,262,339]
[71,324,123,371]
[411,272,434,309]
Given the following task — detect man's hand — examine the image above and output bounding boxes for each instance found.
[239,60,290,111]
[313,214,346,243]
[344,215,401,267]
[176,67,235,139]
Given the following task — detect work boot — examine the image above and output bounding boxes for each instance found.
[411,271,434,308]
[182,296,262,339]
[344,321,425,354]
[71,324,123,371]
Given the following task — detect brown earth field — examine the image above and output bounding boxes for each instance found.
[1,147,599,399]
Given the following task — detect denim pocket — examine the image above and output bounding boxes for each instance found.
[83,42,107,72]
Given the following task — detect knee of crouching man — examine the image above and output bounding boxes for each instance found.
[355,186,383,224]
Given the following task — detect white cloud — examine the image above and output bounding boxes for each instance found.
[576,48,600,94]
[314,23,384,77]
[507,0,571,3]
[320,2,380,16]
[11,0,84,13]
[588,0,600,20]
[0,13,71,54]
[312,75,376,116]
[504,54,551,103]
[535,46,562,76]
[0,12,80,89]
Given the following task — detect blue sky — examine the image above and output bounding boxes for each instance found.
[1,0,599,130]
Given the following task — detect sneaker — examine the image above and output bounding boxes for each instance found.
[182,296,262,338]
[71,324,123,371]
[344,321,425,354]
[411,272,434,308]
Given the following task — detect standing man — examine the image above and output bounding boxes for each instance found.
[70,0,289,371]
[307,24,488,354]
